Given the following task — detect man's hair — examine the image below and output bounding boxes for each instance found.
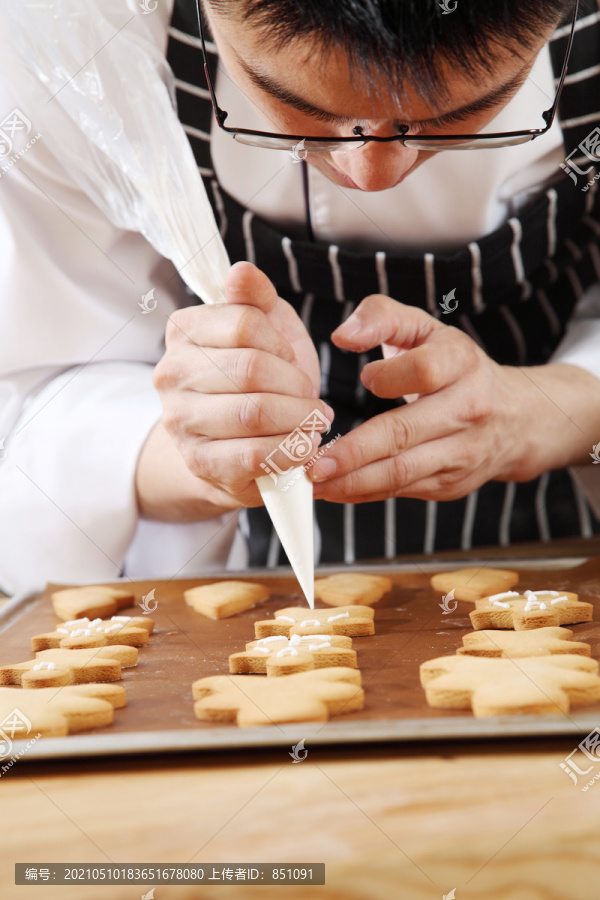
[207,0,574,98]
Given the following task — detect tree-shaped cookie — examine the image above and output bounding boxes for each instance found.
[193,667,364,727]
[469,590,593,631]
[430,567,519,602]
[0,684,126,738]
[314,573,392,607]
[254,606,375,639]
[32,615,154,651]
[229,634,357,676]
[458,627,591,658]
[51,586,135,621]
[184,581,270,619]
[0,646,137,688]
[420,654,600,717]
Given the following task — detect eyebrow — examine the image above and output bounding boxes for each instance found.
[236,56,532,129]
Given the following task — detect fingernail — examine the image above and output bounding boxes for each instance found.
[312,457,337,481]
[336,314,362,336]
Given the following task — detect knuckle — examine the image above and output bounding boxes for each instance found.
[235,395,265,435]
[389,412,415,451]
[232,349,261,392]
[165,308,193,344]
[391,453,413,489]
[412,347,440,393]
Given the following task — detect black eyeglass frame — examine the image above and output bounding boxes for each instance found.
[195,0,579,151]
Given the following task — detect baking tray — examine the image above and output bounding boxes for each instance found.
[2,556,600,759]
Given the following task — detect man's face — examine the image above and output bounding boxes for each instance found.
[205,6,560,192]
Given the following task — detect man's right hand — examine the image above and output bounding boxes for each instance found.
[146,262,332,517]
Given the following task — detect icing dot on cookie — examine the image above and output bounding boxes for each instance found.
[490,600,511,609]
[488,591,520,603]
[299,620,321,627]
[327,612,350,622]
[276,647,300,657]
[56,628,69,634]
[33,662,56,671]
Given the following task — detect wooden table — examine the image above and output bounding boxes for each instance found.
[3,538,600,899]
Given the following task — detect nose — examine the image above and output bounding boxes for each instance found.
[330,137,419,192]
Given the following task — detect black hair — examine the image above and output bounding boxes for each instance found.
[207,0,575,98]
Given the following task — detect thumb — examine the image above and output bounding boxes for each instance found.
[224,261,278,314]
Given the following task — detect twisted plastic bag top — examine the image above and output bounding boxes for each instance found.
[0,0,230,305]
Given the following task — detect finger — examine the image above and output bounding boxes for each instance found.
[158,346,315,399]
[360,329,479,399]
[312,436,480,503]
[331,295,442,353]
[181,432,324,494]
[225,261,279,314]
[307,391,469,483]
[163,303,297,365]
[172,393,334,441]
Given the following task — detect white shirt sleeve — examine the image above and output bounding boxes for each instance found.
[0,54,242,596]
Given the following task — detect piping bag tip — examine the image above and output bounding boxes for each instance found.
[256,467,314,609]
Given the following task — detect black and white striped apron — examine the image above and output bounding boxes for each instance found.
[167,0,600,565]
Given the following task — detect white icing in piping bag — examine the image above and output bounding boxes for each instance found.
[0,0,315,607]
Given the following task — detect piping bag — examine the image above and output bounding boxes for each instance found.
[0,0,315,607]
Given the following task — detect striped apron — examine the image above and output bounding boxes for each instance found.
[167,0,600,565]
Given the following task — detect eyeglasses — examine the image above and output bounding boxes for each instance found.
[195,0,578,153]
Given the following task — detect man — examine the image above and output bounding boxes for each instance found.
[1,0,599,592]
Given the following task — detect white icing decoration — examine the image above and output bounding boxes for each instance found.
[327,612,350,621]
[524,598,548,612]
[276,647,299,657]
[487,591,520,602]
[111,616,131,622]
[64,619,87,627]
[551,596,569,605]
[307,642,331,651]
[70,629,92,637]
[295,634,330,644]
[524,590,559,599]
[256,636,286,645]
[490,600,511,609]
[33,662,56,671]
[251,647,270,654]
[56,628,69,634]
[275,616,295,623]
[89,618,103,626]
[299,619,321,627]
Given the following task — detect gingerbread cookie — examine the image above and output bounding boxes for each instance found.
[430,567,519,603]
[184,581,270,619]
[254,605,375,639]
[0,646,137,688]
[0,684,126,738]
[420,654,600,717]
[229,634,357,676]
[193,667,364,727]
[469,590,593,631]
[314,573,392,607]
[458,627,591,658]
[32,616,153,651]
[51,586,135,621]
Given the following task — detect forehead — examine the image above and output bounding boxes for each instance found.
[210,9,549,121]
